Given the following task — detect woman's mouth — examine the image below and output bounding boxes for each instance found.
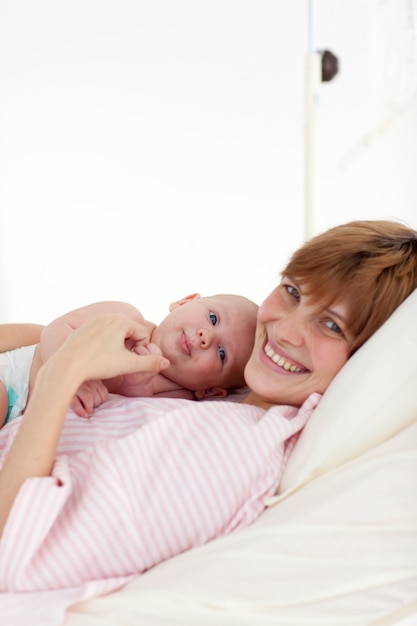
[264,342,308,373]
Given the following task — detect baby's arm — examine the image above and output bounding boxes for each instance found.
[40,301,154,363]
[40,302,157,416]
[117,370,195,400]
[0,323,44,352]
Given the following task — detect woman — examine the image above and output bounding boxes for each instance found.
[0,219,416,599]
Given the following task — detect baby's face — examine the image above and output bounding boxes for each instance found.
[151,295,257,393]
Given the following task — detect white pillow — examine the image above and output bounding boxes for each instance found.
[278,287,417,496]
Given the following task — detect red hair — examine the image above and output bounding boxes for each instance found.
[283,220,417,353]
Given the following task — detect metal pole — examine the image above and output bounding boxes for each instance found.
[305,0,321,240]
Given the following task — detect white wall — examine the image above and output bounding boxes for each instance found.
[0,0,416,325]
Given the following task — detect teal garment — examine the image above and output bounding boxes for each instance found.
[5,387,19,425]
[0,344,36,426]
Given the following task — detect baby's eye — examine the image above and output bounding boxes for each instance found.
[209,311,218,326]
[218,346,226,362]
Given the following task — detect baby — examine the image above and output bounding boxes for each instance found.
[0,292,258,426]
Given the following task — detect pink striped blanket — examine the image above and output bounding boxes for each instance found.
[0,392,319,624]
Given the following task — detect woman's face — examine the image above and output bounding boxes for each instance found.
[244,279,352,408]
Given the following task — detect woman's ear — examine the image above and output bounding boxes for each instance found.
[169,293,201,312]
[194,387,228,400]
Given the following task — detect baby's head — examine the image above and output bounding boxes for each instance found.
[151,293,258,398]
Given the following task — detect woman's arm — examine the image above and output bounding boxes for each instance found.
[0,323,44,352]
[0,313,169,536]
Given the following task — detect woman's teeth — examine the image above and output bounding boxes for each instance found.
[264,343,306,373]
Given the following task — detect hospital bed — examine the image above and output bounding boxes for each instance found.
[61,288,417,626]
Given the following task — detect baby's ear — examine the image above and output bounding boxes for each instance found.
[169,293,201,312]
[194,386,228,400]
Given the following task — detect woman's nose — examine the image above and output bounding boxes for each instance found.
[274,311,305,346]
[197,327,214,349]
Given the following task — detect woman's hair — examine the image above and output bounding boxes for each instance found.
[283,219,417,353]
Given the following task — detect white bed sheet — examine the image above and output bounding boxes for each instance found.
[64,420,417,626]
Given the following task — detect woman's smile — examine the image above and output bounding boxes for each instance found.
[263,341,309,373]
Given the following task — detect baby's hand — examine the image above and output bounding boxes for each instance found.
[71,379,110,417]
[130,342,163,357]
[119,343,168,397]
[124,324,154,352]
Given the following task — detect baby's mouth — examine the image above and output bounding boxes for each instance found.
[264,342,308,373]
[180,331,192,356]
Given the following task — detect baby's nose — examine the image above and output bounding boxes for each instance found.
[197,327,214,349]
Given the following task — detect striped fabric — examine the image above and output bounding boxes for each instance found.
[0,393,319,601]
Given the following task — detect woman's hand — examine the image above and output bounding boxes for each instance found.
[57,313,169,385]
[113,341,167,397]
[0,314,169,537]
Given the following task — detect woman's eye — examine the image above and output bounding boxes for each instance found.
[324,320,343,335]
[285,284,300,300]
[209,311,218,326]
[218,346,226,361]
